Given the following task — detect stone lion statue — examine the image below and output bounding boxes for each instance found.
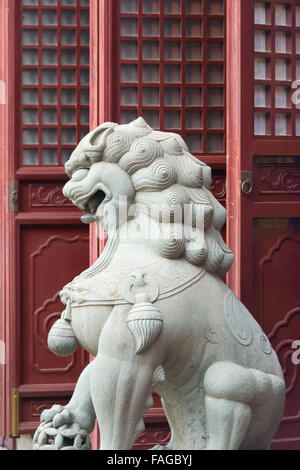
[33,118,285,450]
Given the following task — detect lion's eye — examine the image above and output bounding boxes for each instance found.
[71,169,89,182]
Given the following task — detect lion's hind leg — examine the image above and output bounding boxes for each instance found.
[240,368,285,450]
[203,362,285,450]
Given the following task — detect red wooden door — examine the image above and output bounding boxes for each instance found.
[90,0,227,449]
[0,0,91,442]
[227,0,300,450]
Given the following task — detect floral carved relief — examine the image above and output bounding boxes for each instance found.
[210,175,226,202]
[30,184,73,207]
[134,429,171,448]
[258,166,300,194]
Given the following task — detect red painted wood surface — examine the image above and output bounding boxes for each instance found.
[226,0,242,296]
[0,0,21,440]
[2,0,297,451]
[117,0,226,158]
[0,0,91,439]
[18,222,89,433]
[20,0,90,167]
[227,0,300,450]
[20,226,89,387]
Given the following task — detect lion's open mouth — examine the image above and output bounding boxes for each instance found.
[85,190,106,213]
[81,190,106,224]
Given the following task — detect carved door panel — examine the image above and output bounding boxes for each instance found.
[227,0,300,450]
[18,221,89,434]
[249,159,300,450]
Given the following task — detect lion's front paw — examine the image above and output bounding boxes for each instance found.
[33,404,92,450]
[51,407,94,433]
[40,404,64,424]
[52,407,75,428]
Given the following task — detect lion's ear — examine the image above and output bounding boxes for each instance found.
[64,123,117,176]
[85,126,116,163]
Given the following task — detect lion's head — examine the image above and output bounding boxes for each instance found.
[63,117,233,278]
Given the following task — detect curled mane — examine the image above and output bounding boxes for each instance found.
[65,117,234,277]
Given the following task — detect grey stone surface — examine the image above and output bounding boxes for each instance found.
[33,118,285,450]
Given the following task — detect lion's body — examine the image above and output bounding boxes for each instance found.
[71,245,282,379]
[35,118,285,450]
[69,240,284,450]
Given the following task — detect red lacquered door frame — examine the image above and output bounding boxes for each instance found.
[226,0,243,296]
[89,0,116,267]
[0,0,20,445]
[89,0,116,449]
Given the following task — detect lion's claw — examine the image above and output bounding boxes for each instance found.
[52,409,73,428]
[34,403,92,450]
[40,404,64,424]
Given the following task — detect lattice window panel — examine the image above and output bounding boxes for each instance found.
[21,0,90,166]
[254,1,300,137]
[118,0,226,155]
